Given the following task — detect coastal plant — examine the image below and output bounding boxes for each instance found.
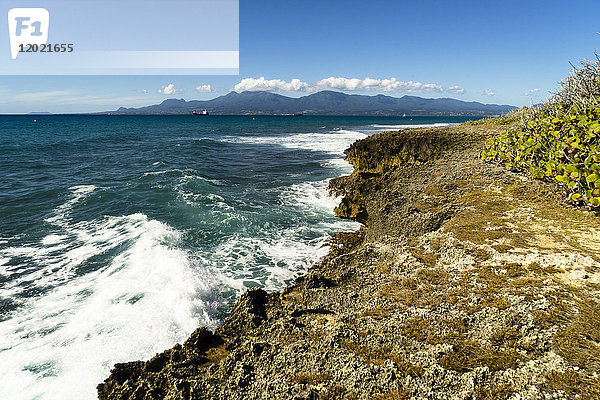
[481,105,600,207]
[481,52,600,208]
[465,107,532,126]
[475,46,600,203]
[548,52,600,112]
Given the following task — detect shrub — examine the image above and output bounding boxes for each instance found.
[482,52,600,208]
[465,107,533,126]
[549,52,600,111]
[481,105,600,207]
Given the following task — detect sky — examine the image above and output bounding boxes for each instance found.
[1,0,600,113]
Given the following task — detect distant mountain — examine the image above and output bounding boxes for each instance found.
[106,91,516,116]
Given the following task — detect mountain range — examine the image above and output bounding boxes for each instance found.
[107,91,516,116]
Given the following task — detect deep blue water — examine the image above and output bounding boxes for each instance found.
[0,115,474,399]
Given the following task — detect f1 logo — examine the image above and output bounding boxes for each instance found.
[8,8,49,59]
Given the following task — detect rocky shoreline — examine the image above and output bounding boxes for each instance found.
[98,122,600,399]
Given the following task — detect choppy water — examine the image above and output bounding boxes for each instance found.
[0,115,472,399]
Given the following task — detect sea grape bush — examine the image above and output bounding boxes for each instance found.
[464,116,519,126]
[481,105,600,207]
[482,52,600,207]
[465,107,536,127]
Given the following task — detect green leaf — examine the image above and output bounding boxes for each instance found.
[555,175,568,183]
[586,173,599,183]
[590,122,600,133]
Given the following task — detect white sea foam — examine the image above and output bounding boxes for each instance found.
[220,129,368,155]
[208,178,360,294]
[0,120,452,399]
[0,187,222,400]
[280,179,342,215]
[143,170,224,189]
[368,122,457,130]
[142,169,177,176]
[41,234,68,246]
[44,185,98,225]
[141,168,190,177]
[210,230,331,293]
[219,123,452,171]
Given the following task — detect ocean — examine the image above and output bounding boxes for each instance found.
[0,115,473,399]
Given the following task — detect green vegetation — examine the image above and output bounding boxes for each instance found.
[464,107,528,126]
[481,54,600,208]
[549,52,600,111]
[482,106,600,206]
[464,115,516,126]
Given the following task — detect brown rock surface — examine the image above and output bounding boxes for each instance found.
[98,122,600,400]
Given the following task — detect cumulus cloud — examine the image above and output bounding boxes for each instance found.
[233,77,309,92]
[158,83,182,95]
[232,76,463,94]
[314,77,445,93]
[446,85,465,94]
[525,88,541,96]
[196,84,213,93]
[483,89,496,97]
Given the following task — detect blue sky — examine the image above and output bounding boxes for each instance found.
[2,0,600,113]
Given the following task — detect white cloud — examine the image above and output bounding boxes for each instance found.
[446,85,465,94]
[314,77,445,93]
[233,77,309,92]
[158,83,182,95]
[525,88,541,96]
[196,84,213,93]
[483,89,496,97]
[232,76,462,94]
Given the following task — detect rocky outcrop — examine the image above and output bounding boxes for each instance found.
[98,123,600,399]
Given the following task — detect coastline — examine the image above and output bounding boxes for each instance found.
[98,122,600,399]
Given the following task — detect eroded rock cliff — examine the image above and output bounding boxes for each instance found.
[98,123,600,400]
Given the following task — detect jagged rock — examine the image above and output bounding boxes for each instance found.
[215,288,270,339]
[295,272,336,289]
[99,123,600,400]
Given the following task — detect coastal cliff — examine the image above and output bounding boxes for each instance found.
[98,122,600,399]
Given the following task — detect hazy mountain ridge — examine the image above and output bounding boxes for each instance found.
[108,91,516,116]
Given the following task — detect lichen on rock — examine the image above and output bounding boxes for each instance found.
[98,122,600,400]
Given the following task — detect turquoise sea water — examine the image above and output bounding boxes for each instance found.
[0,115,473,399]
